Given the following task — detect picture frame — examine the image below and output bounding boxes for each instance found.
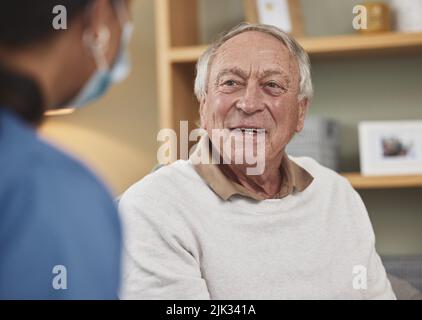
[358,121,422,176]
[390,0,422,32]
[244,0,304,37]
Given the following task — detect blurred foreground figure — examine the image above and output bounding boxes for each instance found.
[0,0,133,299]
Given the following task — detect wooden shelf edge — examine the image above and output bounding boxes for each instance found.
[169,45,209,63]
[341,172,422,189]
[299,31,422,56]
[168,32,422,63]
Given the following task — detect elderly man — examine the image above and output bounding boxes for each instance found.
[119,23,395,300]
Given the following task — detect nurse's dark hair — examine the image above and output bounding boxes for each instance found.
[0,0,92,125]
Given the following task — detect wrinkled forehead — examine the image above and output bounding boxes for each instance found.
[210,31,297,78]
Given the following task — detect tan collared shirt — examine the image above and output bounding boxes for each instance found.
[192,134,314,201]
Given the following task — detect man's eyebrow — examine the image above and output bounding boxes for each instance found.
[215,68,249,83]
[260,69,291,83]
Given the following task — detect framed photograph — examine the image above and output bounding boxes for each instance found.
[358,121,422,176]
[244,0,304,37]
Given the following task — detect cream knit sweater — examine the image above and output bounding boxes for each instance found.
[118,157,395,300]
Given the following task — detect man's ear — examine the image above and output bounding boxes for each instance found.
[199,96,207,129]
[295,98,309,133]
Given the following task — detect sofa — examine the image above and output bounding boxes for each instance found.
[382,255,422,300]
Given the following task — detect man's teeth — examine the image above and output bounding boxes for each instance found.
[238,128,266,134]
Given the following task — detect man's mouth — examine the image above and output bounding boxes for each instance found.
[229,127,266,135]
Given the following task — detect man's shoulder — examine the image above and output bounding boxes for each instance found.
[120,160,202,203]
[118,160,205,228]
[288,155,352,191]
[289,156,371,229]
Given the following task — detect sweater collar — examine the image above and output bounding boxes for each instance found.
[191,133,314,201]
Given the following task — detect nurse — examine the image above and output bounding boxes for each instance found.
[0,0,133,299]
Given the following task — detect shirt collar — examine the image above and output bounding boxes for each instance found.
[191,133,314,201]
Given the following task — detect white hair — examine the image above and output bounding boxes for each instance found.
[194,23,313,103]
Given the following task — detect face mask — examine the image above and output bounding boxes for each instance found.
[68,1,133,109]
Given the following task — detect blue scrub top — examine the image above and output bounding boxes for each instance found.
[0,108,121,299]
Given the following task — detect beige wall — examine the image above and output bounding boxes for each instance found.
[41,0,158,196]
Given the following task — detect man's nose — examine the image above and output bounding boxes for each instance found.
[235,83,265,114]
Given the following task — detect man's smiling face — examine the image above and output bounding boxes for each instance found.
[200,31,308,166]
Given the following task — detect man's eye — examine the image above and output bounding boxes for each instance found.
[264,81,287,95]
[222,80,237,87]
[266,81,281,89]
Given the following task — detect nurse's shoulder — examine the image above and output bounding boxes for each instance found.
[1,109,117,219]
[0,109,121,299]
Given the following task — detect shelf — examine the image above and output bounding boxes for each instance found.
[169,45,208,63]
[342,172,422,189]
[299,31,422,56]
[169,32,422,63]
